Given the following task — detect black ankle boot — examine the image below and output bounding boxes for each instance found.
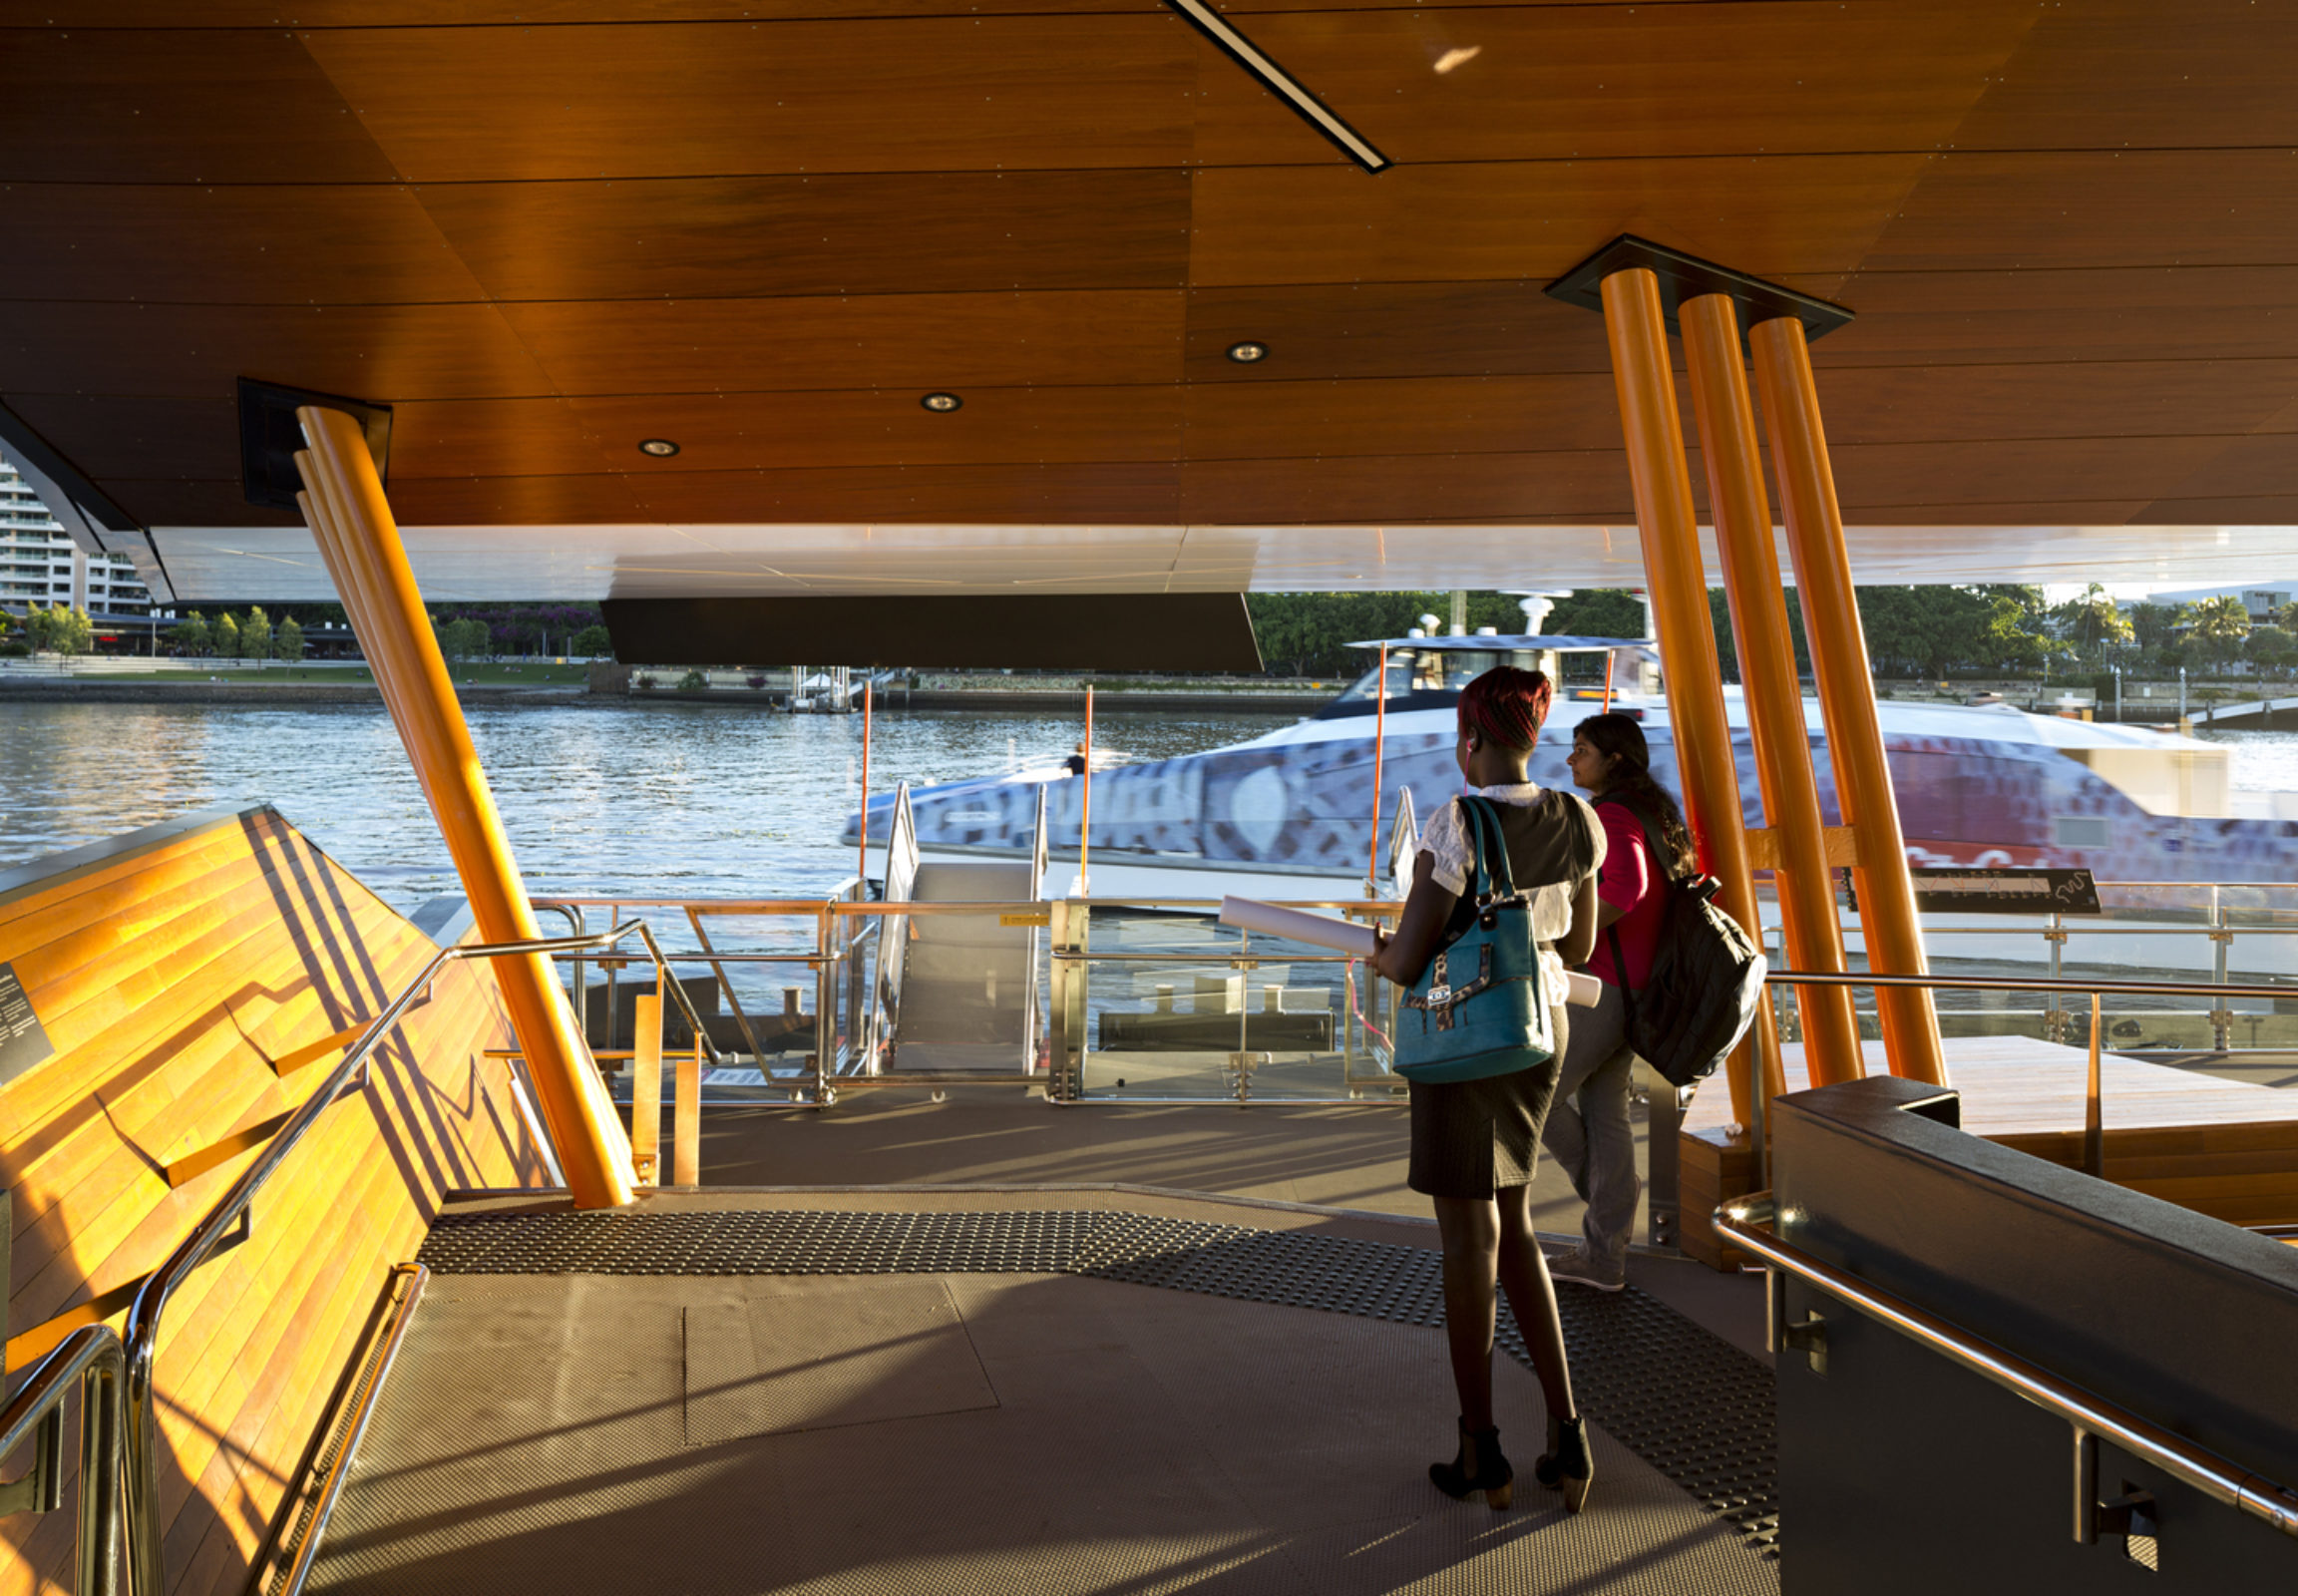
[1533,1414,1593,1514]
[1429,1417,1513,1509]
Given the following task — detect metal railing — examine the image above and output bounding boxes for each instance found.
[1764,969,2298,1177]
[272,1264,428,1596]
[121,922,643,1596]
[1750,877,2298,1053]
[1716,1191,2298,1545]
[0,1326,127,1596]
[537,888,876,1104]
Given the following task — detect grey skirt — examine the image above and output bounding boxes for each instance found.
[1405,1003,1568,1200]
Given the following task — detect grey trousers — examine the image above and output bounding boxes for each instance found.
[1540,983,1641,1268]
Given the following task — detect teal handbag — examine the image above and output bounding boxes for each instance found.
[1394,796,1556,1084]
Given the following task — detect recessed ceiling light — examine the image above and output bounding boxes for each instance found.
[1227,341,1270,364]
[638,438,679,457]
[921,392,962,412]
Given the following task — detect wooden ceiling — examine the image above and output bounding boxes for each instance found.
[3,1,2296,598]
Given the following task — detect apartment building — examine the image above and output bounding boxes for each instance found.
[0,447,152,620]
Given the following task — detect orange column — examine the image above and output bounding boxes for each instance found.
[1747,318,1947,1085]
[1680,293,1862,1090]
[1598,267,1767,1127]
[295,405,636,1206]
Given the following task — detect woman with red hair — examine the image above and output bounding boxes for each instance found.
[1372,664,1604,1514]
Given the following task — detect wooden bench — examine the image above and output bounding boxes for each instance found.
[1,805,545,1596]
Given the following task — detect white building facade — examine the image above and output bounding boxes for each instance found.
[0,448,152,621]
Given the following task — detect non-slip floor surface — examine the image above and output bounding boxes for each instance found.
[307,1268,1778,1596]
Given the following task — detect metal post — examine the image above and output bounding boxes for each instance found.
[1748,317,1948,1087]
[1647,1083,1690,1251]
[1683,291,1857,1093]
[1078,685,1094,898]
[1597,266,1766,1128]
[2211,884,2234,1051]
[815,904,835,1103]
[295,407,633,1206]
[2086,991,2105,1177]
[1367,644,1388,897]
[858,680,872,887]
[674,1033,701,1186]
[1049,899,1088,1099]
[632,992,662,1185]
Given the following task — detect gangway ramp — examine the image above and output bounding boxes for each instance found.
[870,782,1047,1078]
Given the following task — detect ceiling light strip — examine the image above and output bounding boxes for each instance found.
[1163,0,1391,174]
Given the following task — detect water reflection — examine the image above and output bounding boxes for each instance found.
[0,701,1282,911]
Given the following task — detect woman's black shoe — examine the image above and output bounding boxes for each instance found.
[1429,1417,1513,1509]
[1533,1414,1593,1513]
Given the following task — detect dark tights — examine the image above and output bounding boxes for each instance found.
[1431,1184,1576,1429]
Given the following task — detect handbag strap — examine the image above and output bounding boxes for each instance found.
[1456,794,1517,902]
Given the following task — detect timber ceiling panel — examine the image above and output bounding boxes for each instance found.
[0,30,395,185]
[296,19,1201,181]
[492,292,1188,395]
[1187,3,2040,167]
[3,1,2298,602]
[411,173,1195,301]
[0,302,558,399]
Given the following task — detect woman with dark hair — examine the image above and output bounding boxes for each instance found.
[1371,665,1604,1514]
[1545,710,1697,1291]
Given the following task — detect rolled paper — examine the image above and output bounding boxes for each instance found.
[1218,896,1605,1007]
[1218,897,1379,959]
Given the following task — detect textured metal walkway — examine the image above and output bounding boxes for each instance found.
[299,1198,1780,1595]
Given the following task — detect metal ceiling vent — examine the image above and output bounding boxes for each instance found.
[1163,0,1391,174]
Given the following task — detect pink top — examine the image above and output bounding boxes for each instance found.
[1584,800,1665,991]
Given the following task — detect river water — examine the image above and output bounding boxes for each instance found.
[4,700,2294,912]
[0,700,1281,911]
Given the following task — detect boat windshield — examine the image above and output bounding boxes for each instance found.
[1324,647,1545,712]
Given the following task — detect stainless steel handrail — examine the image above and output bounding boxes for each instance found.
[1717,1192,2298,1544]
[274,1264,428,1596]
[1766,969,2297,1001]
[1,1325,127,1596]
[534,900,732,1067]
[122,921,645,1596]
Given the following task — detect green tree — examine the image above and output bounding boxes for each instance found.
[275,615,305,662]
[171,610,210,656]
[431,611,465,662]
[212,610,240,659]
[26,602,92,655]
[453,617,491,661]
[571,623,613,659]
[2246,623,2294,678]
[240,604,273,665]
[2128,602,2180,653]
[2053,583,2134,662]
[2183,595,2251,670]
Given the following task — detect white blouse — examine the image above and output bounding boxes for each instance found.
[1418,783,1606,997]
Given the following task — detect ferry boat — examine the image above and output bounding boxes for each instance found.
[862,634,2298,896]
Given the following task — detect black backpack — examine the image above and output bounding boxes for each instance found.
[1598,798,1768,1089]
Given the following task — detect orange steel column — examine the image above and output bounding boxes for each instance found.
[1747,318,1947,1085]
[1681,293,1860,1090]
[1599,267,1766,1126]
[295,405,636,1206]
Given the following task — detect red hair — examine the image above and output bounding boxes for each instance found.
[1456,665,1553,752]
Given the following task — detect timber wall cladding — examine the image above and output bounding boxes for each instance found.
[0,806,542,1596]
